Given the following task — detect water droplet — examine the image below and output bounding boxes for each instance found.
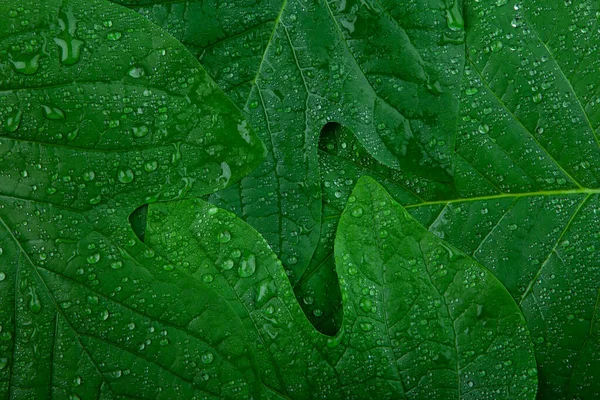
[238,254,256,277]
[54,37,84,65]
[351,207,363,217]
[106,31,122,41]
[359,297,373,313]
[445,0,464,31]
[132,125,149,138]
[0,272,5,282]
[107,369,121,379]
[360,322,374,332]
[490,40,503,53]
[144,160,158,172]
[42,105,66,120]
[100,309,110,321]
[87,253,100,264]
[4,108,23,132]
[201,352,214,364]
[163,264,174,271]
[111,261,123,270]
[218,230,231,243]
[221,259,234,270]
[9,54,40,75]
[128,66,145,78]
[83,170,95,181]
[0,358,7,370]
[28,287,42,313]
[118,169,134,184]
[532,93,543,103]
[202,274,214,283]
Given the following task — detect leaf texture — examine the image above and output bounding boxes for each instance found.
[143,177,538,399]
[116,0,467,281]
[311,0,600,393]
[0,0,265,397]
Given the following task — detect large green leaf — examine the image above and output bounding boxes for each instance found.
[309,0,600,396]
[143,176,537,399]
[115,0,466,281]
[0,0,265,397]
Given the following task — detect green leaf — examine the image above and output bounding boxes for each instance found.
[0,0,265,397]
[311,0,600,396]
[143,176,537,399]
[115,0,466,282]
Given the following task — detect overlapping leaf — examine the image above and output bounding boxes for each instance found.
[0,0,264,397]
[143,177,537,399]
[115,0,466,280]
[309,1,600,397]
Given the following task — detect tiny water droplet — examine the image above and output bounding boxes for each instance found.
[128,66,145,78]
[87,253,100,264]
[118,169,134,184]
[83,170,95,181]
[218,230,231,243]
[201,352,214,364]
[144,160,158,172]
[221,259,234,270]
[351,207,363,217]
[132,125,149,138]
[106,31,122,41]
[111,261,123,270]
[359,322,374,332]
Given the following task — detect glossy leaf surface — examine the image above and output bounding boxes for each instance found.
[0,0,264,397]
[143,177,537,399]
[309,0,600,396]
[116,0,466,281]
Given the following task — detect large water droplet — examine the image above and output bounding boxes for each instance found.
[9,54,40,75]
[28,287,42,313]
[118,169,134,184]
[128,66,145,79]
[42,105,66,120]
[4,108,22,132]
[132,125,149,138]
[54,37,84,66]
[218,230,231,243]
[238,254,256,277]
[445,0,464,31]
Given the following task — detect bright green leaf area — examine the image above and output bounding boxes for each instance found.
[305,1,600,397]
[142,176,537,399]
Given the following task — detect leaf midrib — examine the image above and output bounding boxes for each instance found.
[403,187,600,209]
